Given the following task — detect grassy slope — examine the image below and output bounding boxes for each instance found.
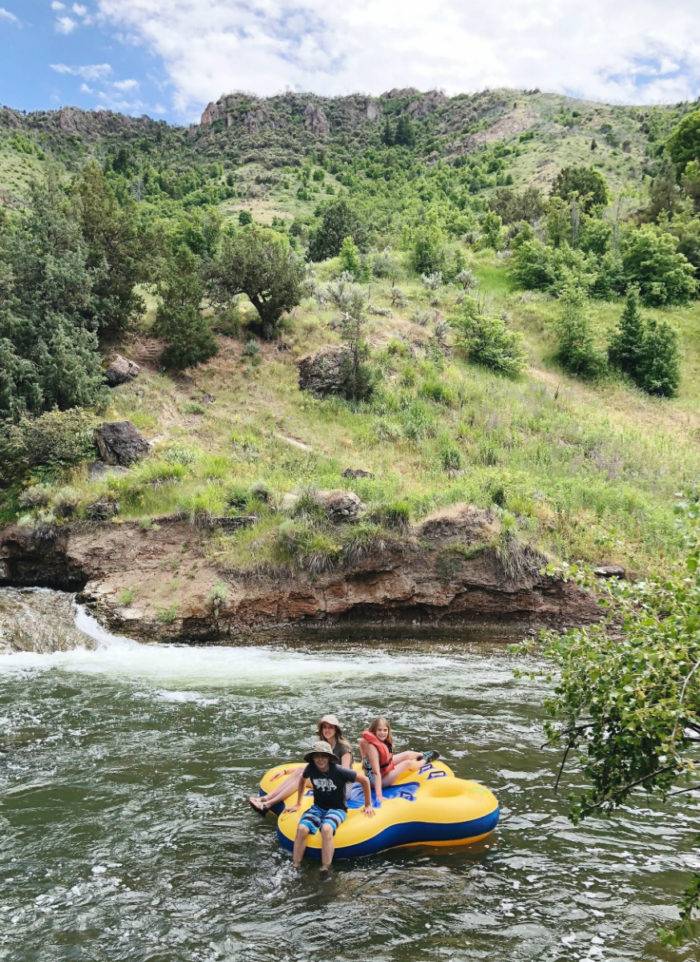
[2,92,698,590]
[32,252,699,586]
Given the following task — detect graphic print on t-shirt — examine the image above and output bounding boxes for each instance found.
[303,762,357,810]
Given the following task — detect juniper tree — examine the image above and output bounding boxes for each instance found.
[155,246,217,370]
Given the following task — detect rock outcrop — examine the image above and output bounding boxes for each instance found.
[94,421,150,466]
[104,354,140,387]
[282,489,364,522]
[297,345,352,397]
[0,587,95,654]
[0,504,600,644]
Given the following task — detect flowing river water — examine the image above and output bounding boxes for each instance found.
[0,590,697,962]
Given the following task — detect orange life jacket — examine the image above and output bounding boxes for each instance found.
[362,730,394,775]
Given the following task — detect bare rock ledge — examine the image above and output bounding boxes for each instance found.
[0,504,600,643]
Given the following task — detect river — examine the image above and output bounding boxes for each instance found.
[0,590,697,962]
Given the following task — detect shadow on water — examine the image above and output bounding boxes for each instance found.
[0,589,697,962]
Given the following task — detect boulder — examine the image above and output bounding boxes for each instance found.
[342,468,374,480]
[282,489,364,523]
[94,421,150,467]
[105,354,140,387]
[85,497,120,521]
[297,345,352,398]
[594,564,626,579]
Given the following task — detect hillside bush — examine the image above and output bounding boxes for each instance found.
[620,226,697,306]
[451,296,525,378]
[554,284,606,380]
[308,198,367,261]
[551,166,608,212]
[0,175,105,421]
[608,287,646,378]
[155,246,217,369]
[637,318,680,397]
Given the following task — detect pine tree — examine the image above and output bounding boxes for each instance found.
[74,162,146,340]
[608,286,645,376]
[0,174,104,420]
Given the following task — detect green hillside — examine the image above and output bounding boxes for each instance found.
[1,87,699,580]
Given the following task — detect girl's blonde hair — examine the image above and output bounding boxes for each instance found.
[368,716,393,751]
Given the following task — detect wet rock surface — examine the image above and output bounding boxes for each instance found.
[0,587,94,654]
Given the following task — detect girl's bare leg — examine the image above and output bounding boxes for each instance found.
[249,766,304,810]
[382,757,421,787]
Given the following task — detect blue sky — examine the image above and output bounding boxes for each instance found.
[1,2,698,125]
[0,2,172,118]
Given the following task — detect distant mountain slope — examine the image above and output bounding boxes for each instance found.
[0,88,696,205]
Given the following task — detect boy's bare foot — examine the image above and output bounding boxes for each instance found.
[319,865,332,876]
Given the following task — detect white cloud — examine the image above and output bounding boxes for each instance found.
[111,78,139,91]
[72,3,88,13]
[51,62,113,80]
[50,2,65,10]
[95,0,700,119]
[55,14,76,33]
[80,82,93,93]
[0,6,19,24]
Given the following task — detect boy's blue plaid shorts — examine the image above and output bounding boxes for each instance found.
[299,804,347,835]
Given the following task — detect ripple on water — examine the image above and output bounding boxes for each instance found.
[0,590,697,962]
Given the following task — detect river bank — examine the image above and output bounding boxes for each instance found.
[0,504,599,644]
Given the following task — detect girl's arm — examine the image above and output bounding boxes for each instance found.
[356,773,374,815]
[365,743,383,805]
[340,750,352,767]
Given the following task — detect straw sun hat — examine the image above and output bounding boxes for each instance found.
[318,714,341,729]
[303,740,337,763]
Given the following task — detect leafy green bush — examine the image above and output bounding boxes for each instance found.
[551,165,608,212]
[0,408,96,484]
[620,226,697,306]
[451,296,525,378]
[155,246,218,370]
[608,287,681,397]
[511,238,595,293]
[210,225,309,338]
[410,224,447,276]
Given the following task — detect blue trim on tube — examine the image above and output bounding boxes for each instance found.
[276,807,500,860]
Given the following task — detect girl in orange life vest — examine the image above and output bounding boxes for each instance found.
[249,715,353,814]
[358,717,439,807]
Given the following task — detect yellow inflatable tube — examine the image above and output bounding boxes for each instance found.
[258,760,499,860]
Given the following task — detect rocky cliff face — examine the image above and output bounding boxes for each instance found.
[0,504,599,643]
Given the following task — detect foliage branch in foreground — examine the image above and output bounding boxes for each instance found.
[539,497,699,943]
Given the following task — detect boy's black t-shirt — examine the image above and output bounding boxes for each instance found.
[302,761,357,810]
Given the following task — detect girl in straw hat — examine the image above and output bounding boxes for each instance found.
[248,714,353,814]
